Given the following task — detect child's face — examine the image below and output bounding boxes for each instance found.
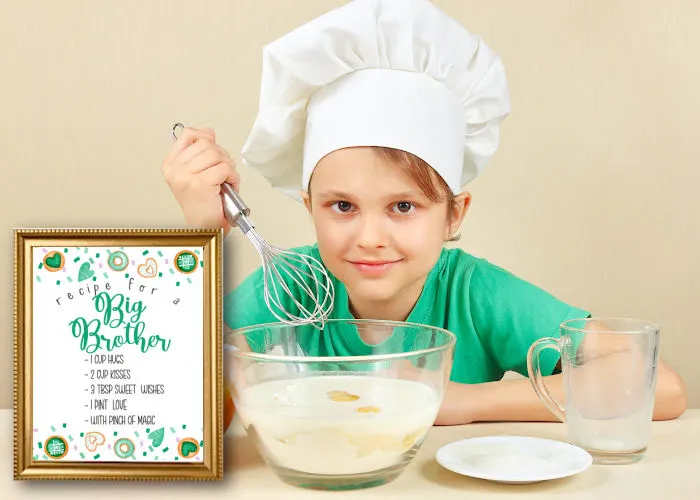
[302,147,469,307]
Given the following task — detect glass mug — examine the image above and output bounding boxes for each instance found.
[527,317,660,464]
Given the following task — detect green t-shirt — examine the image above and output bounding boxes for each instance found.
[223,244,590,383]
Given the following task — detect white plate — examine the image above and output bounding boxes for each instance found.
[435,435,593,484]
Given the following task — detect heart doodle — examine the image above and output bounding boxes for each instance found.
[138,257,158,278]
[148,427,164,447]
[78,262,95,282]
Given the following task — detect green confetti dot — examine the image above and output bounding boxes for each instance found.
[38,262,43,269]
[103,272,109,279]
[67,277,73,282]
[170,427,176,434]
[68,435,73,441]
[175,456,179,461]
[80,452,85,459]
[50,426,56,432]
[114,431,118,436]
[142,250,149,255]
[162,447,169,453]
[158,272,162,277]
[38,442,42,449]
[182,424,186,429]
[92,277,97,281]
[200,440,204,447]
[94,454,100,459]
[146,428,150,434]
[134,431,140,437]
[194,249,200,255]
[56,280,60,285]
[80,432,84,437]
[187,277,192,284]
[84,248,88,253]
[33,455,38,460]
[96,253,100,258]
[73,257,80,262]
[169,269,175,275]
[64,248,68,252]
[149,446,153,452]
[107,249,112,255]
[176,282,180,287]
[36,276,41,282]
[42,454,48,460]
[143,451,147,457]
[200,261,204,268]
[157,251,163,257]
[89,258,94,264]
[125,273,129,278]
[62,423,67,428]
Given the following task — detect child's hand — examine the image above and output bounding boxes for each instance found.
[434,381,477,425]
[161,126,240,235]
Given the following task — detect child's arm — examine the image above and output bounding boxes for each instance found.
[434,358,687,425]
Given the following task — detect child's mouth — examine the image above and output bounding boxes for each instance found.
[348,259,403,275]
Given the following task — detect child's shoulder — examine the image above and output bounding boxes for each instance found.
[438,247,537,295]
[440,247,509,277]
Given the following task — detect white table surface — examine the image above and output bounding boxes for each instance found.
[3,409,699,499]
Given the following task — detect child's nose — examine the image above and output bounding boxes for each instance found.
[355,214,387,249]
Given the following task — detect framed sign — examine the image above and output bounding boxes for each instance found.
[14,228,223,481]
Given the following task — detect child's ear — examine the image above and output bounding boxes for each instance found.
[300,190,312,213]
[445,191,471,240]
[452,192,471,225]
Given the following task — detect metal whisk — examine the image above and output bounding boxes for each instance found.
[171,123,335,328]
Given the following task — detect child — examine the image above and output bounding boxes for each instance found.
[162,0,686,425]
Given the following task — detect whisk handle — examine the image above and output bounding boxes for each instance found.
[221,183,254,232]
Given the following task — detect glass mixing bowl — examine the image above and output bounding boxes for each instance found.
[224,319,456,490]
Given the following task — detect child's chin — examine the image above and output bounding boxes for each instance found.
[349,282,398,303]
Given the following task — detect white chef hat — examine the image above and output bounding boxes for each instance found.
[240,0,511,202]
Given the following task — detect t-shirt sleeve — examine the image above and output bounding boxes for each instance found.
[468,258,591,378]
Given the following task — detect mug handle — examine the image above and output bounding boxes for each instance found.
[526,337,566,422]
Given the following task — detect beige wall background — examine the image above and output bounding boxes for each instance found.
[1,0,698,409]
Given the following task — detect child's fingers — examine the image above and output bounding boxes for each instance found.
[183,144,235,175]
[186,147,228,175]
[200,162,240,190]
[177,137,214,164]
[169,127,215,157]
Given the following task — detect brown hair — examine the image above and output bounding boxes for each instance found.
[372,147,462,241]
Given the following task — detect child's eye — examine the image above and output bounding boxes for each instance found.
[331,201,354,213]
[391,201,415,214]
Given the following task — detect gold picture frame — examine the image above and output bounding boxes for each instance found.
[14,228,223,481]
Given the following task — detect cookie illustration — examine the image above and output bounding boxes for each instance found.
[137,257,158,278]
[84,431,106,452]
[174,250,198,274]
[107,250,129,271]
[45,435,69,459]
[43,251,64,272]
[113,437,135,459]
[178,438,200,459]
